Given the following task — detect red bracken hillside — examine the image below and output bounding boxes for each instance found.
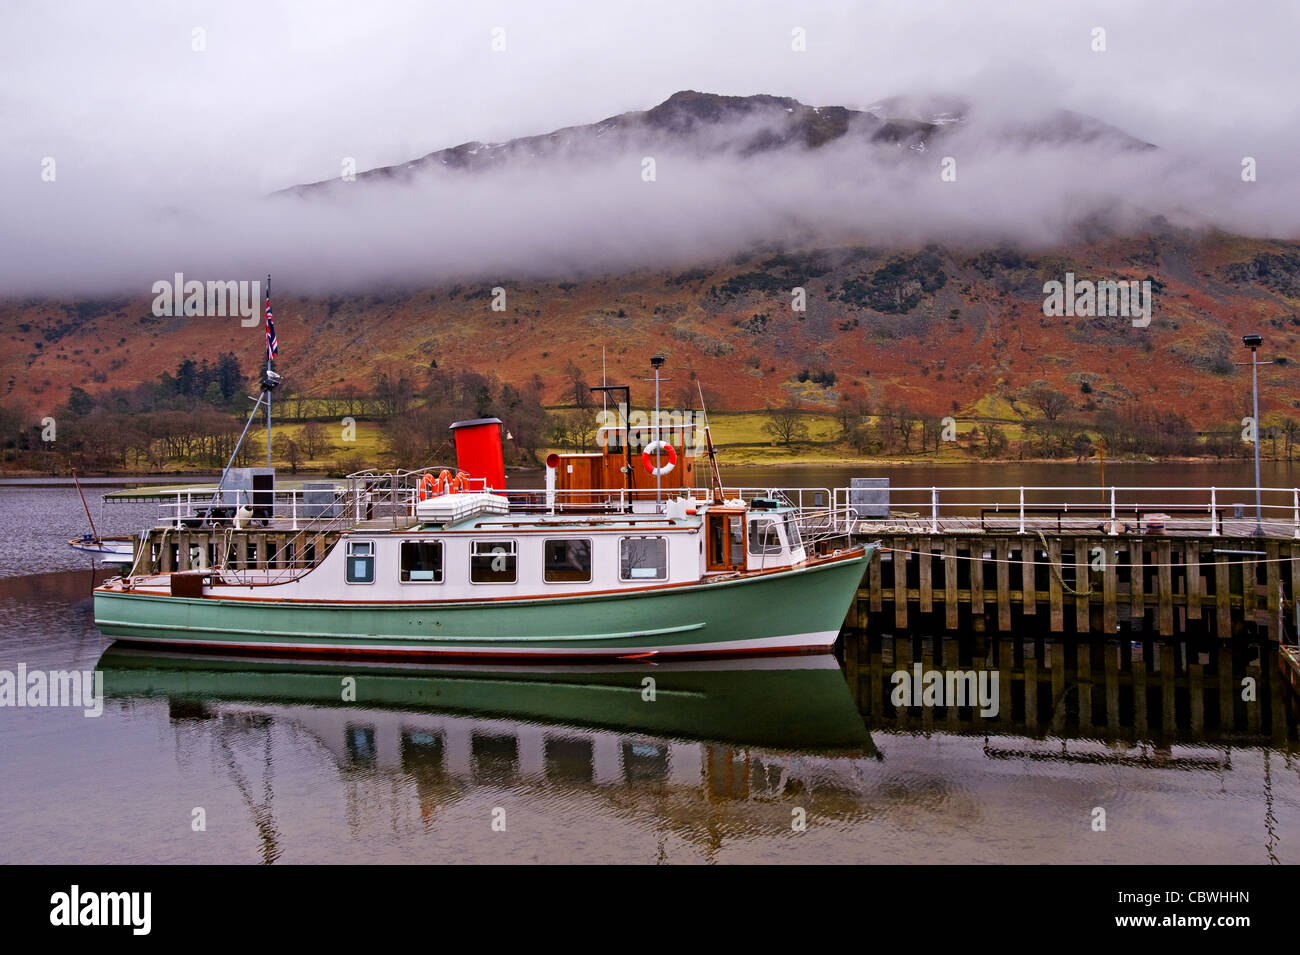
[0,230,1297,426]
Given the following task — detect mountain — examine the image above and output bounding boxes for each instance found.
[277,90,1153,196]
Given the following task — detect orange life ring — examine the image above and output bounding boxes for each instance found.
[641,441,677,476]
[436,469,453,495]
[418,472,436,501]
[451,472,469,494]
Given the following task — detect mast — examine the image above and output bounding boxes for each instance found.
[649,355,668,507]
[265,273,272,469]
[697,381,724,502]
[71,467,99,540]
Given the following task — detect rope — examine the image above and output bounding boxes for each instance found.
[881,542,1300,571]
[1037,528,1092,596]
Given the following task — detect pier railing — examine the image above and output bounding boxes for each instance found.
[823,485,1300,538]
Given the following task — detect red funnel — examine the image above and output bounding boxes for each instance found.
[450,418,506,491]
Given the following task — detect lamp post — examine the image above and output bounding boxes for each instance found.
[1242,334,1265,536]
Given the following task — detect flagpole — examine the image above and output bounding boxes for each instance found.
[266,273,272,469]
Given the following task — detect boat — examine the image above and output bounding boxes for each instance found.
[65,468,136,564]
[93,383,873,660]
[68,533,135,564]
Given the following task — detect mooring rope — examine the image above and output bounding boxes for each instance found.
[881,541,1300,571]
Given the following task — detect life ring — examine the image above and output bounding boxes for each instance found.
[641,440,677,476]
[451,472,469,494]
[418,472,437,501]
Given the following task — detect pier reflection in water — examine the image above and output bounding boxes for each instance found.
[842,630,1292,746]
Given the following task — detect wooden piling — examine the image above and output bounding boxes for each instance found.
[1185,543,1202,621]
[944,538,959,630]
[1266,541,1280,642]
[996,539,1011,632]
[1215,552,1231,636]
[1048,537,1064,632]
[1157,540,1173,636]
[1075,539,1091,633]
[1021,539,1036,616]
[919,537,933,615]
[1130,541,1145,626]
[893,539,909,629]
[868,549,882,613]
[1103,541,1118,634]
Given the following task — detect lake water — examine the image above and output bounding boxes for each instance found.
[1,472,1298,863]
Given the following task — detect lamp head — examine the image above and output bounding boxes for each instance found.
[1242,334,1263,349]
[650,354,666,368]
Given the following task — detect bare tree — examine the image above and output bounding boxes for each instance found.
[894,406,917,452]
[298,421,330,459]
[762,398,810,448]
[1030,387,1070,423]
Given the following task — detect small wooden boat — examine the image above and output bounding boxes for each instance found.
[67,467,136,564]
[68,534,135,563]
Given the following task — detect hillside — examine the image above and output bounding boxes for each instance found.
[1,230,1297,430]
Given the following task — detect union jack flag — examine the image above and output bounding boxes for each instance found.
[264,292,278,361]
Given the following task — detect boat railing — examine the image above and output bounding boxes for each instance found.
[149,480,843,530]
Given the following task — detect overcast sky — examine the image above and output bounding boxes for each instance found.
[3,0,1297,293]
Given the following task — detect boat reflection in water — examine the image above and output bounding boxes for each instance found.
[96,645,877,860]
[93,632,1298,863]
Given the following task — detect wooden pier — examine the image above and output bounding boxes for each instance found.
[846,531,1300,641]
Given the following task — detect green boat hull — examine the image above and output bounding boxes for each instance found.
[96,648,875,753]
[94,548,870,659]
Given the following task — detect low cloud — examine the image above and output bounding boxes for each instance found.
[5,99,1296,299]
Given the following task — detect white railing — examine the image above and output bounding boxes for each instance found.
[137,480,1300,539]
[823,485,1300,538]
[146,480,835,527]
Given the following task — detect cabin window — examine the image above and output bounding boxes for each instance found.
[783,514,803,551]
[400,540,443,582]
[620,536,667,580]
[748,518,784,555]
[345,540,375,584]
[544,538,592,583]
[470,540,517,583]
